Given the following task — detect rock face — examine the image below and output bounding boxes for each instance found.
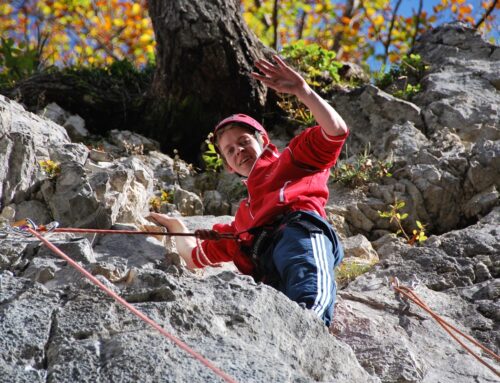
[1,24,499,382]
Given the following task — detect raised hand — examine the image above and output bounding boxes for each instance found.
[251,55,309,98]
[253,55,348,137]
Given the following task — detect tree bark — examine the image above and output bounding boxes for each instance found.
[147,0,274,159]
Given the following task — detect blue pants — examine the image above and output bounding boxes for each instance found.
[270,211,343,327]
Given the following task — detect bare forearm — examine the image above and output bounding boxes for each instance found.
[174,236,197,270]
[146,212,197,270]
[296,85,348,137]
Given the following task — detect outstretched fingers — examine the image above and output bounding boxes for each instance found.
[255,59,278,74]
[272,55,288,68]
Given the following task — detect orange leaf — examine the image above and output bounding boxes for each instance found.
[341,16,351,24]
[459,5,472,14]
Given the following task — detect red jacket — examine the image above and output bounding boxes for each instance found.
[192,125,348,274]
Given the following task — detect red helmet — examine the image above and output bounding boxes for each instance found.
[212,114,269,147]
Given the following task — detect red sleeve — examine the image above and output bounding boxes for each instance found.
[288,125,349,170]
[191,222,239,268]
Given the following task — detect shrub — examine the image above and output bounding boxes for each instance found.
[374,53,429,100]
[39,159,60,179]
[331,150,392,188]
[378,199,428,245]
[201,133,223,173]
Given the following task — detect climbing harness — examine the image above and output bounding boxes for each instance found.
[389,277,500,377]
[2,219,239,383]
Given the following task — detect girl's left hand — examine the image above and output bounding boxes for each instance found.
[251,55,309,97]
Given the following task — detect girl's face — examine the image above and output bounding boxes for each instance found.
[217,126,263,177]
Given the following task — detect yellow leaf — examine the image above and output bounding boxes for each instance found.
[366,7,376,17]
[139,33,152,44]
[42,5,51,15]
[373,14,384,26]
[131,3,141,16]
[0,4,14,15]
[113,18,125,27]
[75,46,83,54]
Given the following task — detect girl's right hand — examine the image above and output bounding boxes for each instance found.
[146,212,188,233]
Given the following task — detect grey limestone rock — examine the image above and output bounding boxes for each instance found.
[1,23,499,383]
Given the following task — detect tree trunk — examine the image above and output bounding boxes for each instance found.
[147,0,274,159]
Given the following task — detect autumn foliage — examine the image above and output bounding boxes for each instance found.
[242,0,499,65]
[0,0,498,78]
[0,0,155,69]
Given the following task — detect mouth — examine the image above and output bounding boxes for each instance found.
[239,158,250,166]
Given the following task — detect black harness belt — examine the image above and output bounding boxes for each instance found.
[245,211,333,286]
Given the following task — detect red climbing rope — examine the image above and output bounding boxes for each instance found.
[37,226,238,240]
[390,278,499,377]
[26,227,239,383]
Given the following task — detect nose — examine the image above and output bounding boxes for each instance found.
[235,145,245,156]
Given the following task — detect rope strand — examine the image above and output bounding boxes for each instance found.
[34,226,238,240]
[26,227,239,383]
[391,281,499,377]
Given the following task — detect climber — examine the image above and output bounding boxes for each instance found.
[147,55,349,326]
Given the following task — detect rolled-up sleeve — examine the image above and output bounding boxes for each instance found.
[191,223,238,268]
[288,125,349,170]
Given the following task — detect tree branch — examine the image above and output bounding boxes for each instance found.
[332,0,361,52]
[272,0,279,50]
[253,0,272,29]
[408,0,423,54]
[296,8,307,40]
[474,0,499,29]
[359,0,382,42]
[383,0,403,65]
